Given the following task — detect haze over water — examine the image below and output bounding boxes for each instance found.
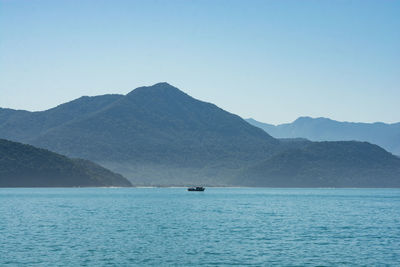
[1,188,399,266]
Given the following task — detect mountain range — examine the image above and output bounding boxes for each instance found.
[246,117,400,156]
[1,82,399,187]
[0,139,132,187]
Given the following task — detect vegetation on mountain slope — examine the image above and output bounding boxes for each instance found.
[0,139,132,187]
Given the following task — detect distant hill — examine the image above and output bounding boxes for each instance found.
[246,117,400,155]
[1,83,400,187]
[237,141,400,187]
[0,139,132,187]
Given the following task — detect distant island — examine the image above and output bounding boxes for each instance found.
[1,83,400,187]
[0,139,132,187]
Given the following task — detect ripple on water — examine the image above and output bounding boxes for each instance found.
[0,188,399,266]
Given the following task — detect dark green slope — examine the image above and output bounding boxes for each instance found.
[237,141,400,187]
[0,139,132,187]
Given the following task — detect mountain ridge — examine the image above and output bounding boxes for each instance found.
[1,83,399,187]
[247,117,400,155]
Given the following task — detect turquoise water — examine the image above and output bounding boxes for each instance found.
[1,188,399,266]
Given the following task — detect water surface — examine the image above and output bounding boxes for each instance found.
[1,188,399,266]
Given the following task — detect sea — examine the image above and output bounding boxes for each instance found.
[1,188,399,266]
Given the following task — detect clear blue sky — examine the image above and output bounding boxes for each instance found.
[1,0,399,124]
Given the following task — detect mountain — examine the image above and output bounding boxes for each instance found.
[237,141,400,187]
[246,117,400,155]
[0,139,132,187]
[1,83,399,187]
[0,83,279,185]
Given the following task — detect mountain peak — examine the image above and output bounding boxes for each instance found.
[127,82,184,96]
[153,82,174,87]
[293,116,313,123]
[293,116,333,124]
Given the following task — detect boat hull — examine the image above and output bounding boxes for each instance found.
[187,187,205,191]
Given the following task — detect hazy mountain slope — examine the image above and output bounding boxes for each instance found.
[0,139,132,187]
[0,94,123,142]
[237,141,400,187]
[246,117,400,155]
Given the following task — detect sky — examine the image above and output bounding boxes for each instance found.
[0,0,399,125]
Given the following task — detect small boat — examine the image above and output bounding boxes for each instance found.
[187,186,205,192]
